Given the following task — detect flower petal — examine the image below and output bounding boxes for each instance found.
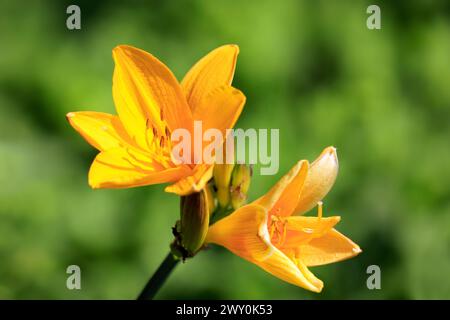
[112,45,193,149]
[193,85,246,135]
[269,161,309,217]
[258,245,323,292]
[254,160,308,212]
[276,216,341,250]
[294,147,339,215]
[182,44,239,113]
[207,204,323,292]
[164,164,214,196]
[299,228,362,267]
[66,111,135,151]
[89,148,188,189]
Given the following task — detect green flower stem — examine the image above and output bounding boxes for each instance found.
[137,252,179,300]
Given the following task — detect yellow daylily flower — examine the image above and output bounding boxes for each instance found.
[67,45,245,195]
[206,147,361,292]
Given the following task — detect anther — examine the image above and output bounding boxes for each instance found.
[270,215,289,246]
[165,126,170,137]
[269,216,279,241]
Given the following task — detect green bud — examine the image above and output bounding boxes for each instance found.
[230,164,252,210]
[179,189,210,256]
[213,163,235,208]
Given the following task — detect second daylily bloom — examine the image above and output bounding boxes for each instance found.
[206,147,361,292]
[67,44,245,195]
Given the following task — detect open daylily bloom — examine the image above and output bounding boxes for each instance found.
[206,147,361,292]
[67,45,245,195]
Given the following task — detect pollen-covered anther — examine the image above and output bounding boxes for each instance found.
[270,215,288,246]
[165,126,171,137]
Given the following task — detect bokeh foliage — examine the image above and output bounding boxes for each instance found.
[0,0,449,299]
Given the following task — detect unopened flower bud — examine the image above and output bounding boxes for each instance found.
[213,163,235,208]
[180,189,210,256]
[229,164,252,210]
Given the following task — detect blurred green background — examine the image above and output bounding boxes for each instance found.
[0,0,449,299]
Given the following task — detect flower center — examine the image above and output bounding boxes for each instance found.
[143,114,174,168]
[269,201,324,247]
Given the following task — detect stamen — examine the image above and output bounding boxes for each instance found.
[165,126,170,138]
[270,215,288,246]
[270,223,276,239]
[317,201,323,220]
[144,124,153,150]
[269,216,279,242]
[280,220,287,246]
[270,216,279,239]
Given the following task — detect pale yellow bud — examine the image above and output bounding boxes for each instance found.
[213,163,235,208]
[230,164,252,210]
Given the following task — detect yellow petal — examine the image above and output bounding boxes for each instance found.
[269,160,309,217]
[299,228,362,267]
[276,216,341,250]
[294,147,339,215]
[112,45,193,150]
[258,245,323,292]
[89,148,188,189]
[207,204,270,260]
[193,85,246,135]
[66,111,135,151]
[182,44,239,113]
[165,164,214,196]
[207,204,323,292]
[254,160,308,212]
